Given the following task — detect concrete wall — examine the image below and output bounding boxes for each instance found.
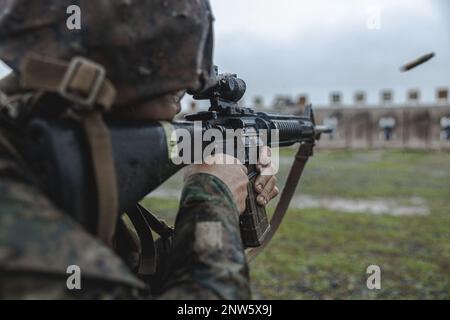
[314,104,450,150]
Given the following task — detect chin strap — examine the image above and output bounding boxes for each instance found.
[246,142,313,262]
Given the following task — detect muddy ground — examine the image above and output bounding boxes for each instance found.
[142,149,450,299]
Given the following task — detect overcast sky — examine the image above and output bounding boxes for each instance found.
[210,0,450,106]
[1,1,448,108]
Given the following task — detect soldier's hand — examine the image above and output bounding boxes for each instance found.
[254,146,279,206]
[184,154,249,214]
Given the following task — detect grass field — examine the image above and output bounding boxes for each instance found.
[141,149,450,300]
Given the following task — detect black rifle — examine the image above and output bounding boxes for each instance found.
[26,70,329,248]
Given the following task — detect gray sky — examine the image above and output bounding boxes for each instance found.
[1,1,448,108]
[211,0,450,106]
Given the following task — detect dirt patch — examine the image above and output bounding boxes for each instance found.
[148,189,429,216]
[291,195,429,216]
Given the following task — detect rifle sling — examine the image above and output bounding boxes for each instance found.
[82,113,118,248]
[125,204,174,276]
[125,205,158,276]
[19,55,120,249]
[21,55,116,111]
[246,142,313,262]
[136,203,174,239]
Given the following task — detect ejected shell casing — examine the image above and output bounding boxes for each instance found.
[400,52,435,72]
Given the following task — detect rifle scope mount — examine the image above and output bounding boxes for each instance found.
[193,66,247,105]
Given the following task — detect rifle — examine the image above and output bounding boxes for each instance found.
[25,68,329,255]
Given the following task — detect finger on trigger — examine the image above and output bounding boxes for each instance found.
[259,164,275,176]
[258,146,272,167]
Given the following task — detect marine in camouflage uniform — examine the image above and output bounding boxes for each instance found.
[0,0,250,299]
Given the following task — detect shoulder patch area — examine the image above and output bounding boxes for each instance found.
[194,221,223,253]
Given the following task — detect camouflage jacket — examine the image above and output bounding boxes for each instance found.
[0,139,251,299]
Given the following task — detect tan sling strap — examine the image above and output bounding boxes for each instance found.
[82,113,119,247]
[135,204,174,239]
[19,55,119,247]
[20,55,116,111]
[125,204,174,276]
[125,205,158,276]
[246,142,313,262]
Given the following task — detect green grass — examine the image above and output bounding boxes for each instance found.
[250,208,449,299]
[141,149,450,300]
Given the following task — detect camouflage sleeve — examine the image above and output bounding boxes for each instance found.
[0,174,146,299]
[158,173,251,300]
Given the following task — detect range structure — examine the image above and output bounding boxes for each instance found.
[263,88,450,150]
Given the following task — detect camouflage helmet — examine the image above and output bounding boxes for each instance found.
[0,0,215,106]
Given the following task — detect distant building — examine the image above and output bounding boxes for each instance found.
[253,96,269,111]
[270,88,450,150]
[273,95,297,113]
